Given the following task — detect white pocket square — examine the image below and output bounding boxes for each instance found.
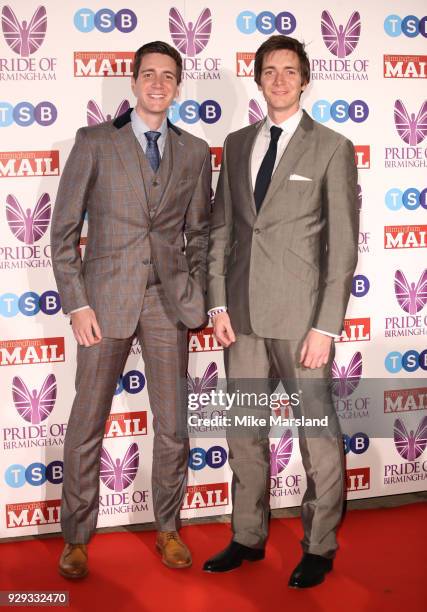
[289,174,312,181]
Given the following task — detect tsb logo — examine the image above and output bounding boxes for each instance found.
[385,187,427,211]
[385,350,427,373]
[5,461,63,487]
[343,433,369,455]
[169,100,221,124]
[74,8,137,33]
[0,291,60,317]
[236,11,296,35]
[351,275,370,297]
[115,369,145,395]
[189,446,227,470]
[312,100,369,123]
[384,14,427,37]
[0,102,57,127]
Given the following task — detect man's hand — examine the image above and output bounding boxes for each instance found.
[299,329,333,369]
[211,312,236,348]
[71,308,102,347]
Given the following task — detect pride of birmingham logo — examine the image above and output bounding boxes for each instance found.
[100,442,139,492]
[394,270,427,315]
[169,7,211,57]
[394,100,427,146]
[1,5,46,56]
[394,416,427,461]
[6,193,50,244]
[249,99,264,125]
[270,430,293,477]
[321,10,361,58]
[87,100,130,126]
[12,374,56,424]
[331,351,362,399]
[187,361,218,410]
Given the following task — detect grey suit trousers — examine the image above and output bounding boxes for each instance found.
[225,333,344,559]
[61,272,189,543]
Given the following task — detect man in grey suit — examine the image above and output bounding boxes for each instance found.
[204,35,358,587]
[51,41,211,578]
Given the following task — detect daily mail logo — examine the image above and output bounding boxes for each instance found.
[6,499,61,528]
[337,318,371,342]
[104,411,148,438]
[384,55,427,79]
[384,387,427,413]
[346,467,370,491]
[181,482,228,509]
[384,225,427,249]
[210,147,223,172]
[0,151,59,178]
[189,324,222,352]
[354,145,370,169]
[236,52,255,77]
[74,51,133,77]
[0,337,65,366]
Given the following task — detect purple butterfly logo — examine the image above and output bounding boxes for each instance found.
[169,7,211,57]
[332,352,362,399]
[321,10,361,58]
[1,5,46,57]
[394,416,427,461]
[12,374,56,425]
[394,100,427,146]
[394,269,427,315]
[270,430,293,477]
[86,99,130,126]
[249,99,264,125]
[6,193,51,245]
[100,442,139,492]
[187,362,218,409]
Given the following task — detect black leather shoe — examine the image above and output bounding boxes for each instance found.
[288,553,333,588]
[203,541,265,572]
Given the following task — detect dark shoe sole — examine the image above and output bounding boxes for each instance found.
[288,566,333,589]
[58,567,88,580]
[203,552,265,573]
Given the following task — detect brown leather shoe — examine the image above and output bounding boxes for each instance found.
[156,531,192,569]
[58,543,88,579]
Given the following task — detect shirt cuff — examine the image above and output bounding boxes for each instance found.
[68,305,90,316]
[208,306,227,317]
[311,327,340,339]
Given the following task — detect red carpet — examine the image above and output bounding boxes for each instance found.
[0,503,425,612]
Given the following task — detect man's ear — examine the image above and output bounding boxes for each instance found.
[175,84,181,101]
[131,77,136,96]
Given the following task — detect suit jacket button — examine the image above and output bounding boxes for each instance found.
[152,179,159,186]
[254,228,260,234]
[143,259,150,265]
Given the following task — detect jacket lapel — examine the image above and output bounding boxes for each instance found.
[241,119,265,216]
[152,122,185,219]
[110,112,149,216]
[260,111,313,210]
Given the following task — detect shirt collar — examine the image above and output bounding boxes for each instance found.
[265,108,303,136]
[130,108,168,139]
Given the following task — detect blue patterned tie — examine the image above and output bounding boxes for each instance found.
[144,131,161,172]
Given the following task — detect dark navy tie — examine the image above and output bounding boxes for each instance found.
[145,131,161,172]
[254,125,283,213]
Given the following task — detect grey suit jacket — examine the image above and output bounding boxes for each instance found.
[51,109,211,337]
[207,110,359,340]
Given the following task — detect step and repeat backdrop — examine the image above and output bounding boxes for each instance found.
[0,0,426,538]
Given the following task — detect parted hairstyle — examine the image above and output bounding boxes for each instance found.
[133,40,183,84]
[254,35,310,86]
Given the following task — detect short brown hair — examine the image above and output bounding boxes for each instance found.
[254,35,310,86]
[133,41,183,84]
